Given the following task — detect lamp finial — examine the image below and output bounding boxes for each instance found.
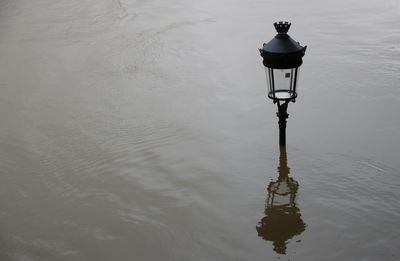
[274,21,291,34]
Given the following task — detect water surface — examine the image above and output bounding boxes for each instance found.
[0,0,399,260]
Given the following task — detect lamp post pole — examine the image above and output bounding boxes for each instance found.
[277,101,289,146]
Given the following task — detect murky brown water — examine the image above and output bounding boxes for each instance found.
[0,0,399,260]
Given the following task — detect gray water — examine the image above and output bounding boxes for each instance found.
[0,0,400,260]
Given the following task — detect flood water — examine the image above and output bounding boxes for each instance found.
[0,0,400,260]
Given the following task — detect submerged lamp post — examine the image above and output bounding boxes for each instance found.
[259,21,307,146]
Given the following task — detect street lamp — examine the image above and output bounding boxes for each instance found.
[259,21,307,146]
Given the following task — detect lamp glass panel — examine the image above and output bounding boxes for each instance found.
[273,68,293,91]
[264,67,274,98]
[264,67,300,100]
[293,67,300,93]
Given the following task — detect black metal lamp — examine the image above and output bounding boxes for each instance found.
[259,21,307,146]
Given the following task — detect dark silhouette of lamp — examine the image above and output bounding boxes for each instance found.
[256,147,306,254]
[259,21,307,146]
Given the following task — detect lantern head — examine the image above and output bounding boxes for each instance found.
[259,22,307,102]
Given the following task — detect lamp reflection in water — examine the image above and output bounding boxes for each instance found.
[256,147,306,254]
